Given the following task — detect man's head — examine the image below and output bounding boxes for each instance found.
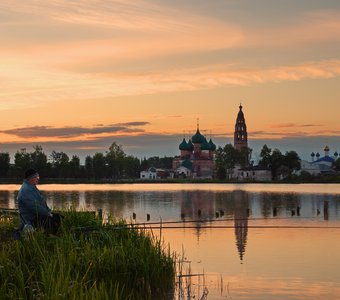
[25,169,40,185]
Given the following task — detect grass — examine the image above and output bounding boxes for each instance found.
[0,211,176,299]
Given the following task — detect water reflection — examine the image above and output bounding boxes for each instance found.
[2,184,340,299]
[2,187,340,223]
[234,191,249,263]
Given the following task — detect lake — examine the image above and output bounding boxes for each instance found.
[1,183,340,299]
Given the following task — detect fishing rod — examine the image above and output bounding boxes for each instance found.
[1,207,323,224]
[137,225,340,229]
[70,223,340,233]
[129,216,320,226]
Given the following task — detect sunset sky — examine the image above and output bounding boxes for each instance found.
[0,0,339,161]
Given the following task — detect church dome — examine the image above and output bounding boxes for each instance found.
[181,158,193,170]
[311,152,315,157]
[324,145,330,152]
[187,139,194,151]
[209,139,216,151]
[192,129,205,144]
[179,138,189,151]
[334,152,339,157]
[201,138,211,151]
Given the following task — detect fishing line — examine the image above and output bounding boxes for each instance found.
[130,216,321,226]
[138,225,340,229]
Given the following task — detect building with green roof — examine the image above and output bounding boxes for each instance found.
[173,123,216,178]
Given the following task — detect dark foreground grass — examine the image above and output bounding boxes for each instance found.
[0,211,176,299]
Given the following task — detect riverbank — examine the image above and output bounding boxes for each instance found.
[0,211,176,299]
[1,175,340,185]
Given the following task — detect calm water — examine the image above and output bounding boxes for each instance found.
[1,183,340,299]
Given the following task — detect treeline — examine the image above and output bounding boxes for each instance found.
[215,144,251,179]
[257,144,301,179]
[0,143,174,180]
[215,144,302,180]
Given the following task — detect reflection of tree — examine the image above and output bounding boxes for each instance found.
[84,191,128,217]
[260,192,272,218]
[180,191,216,220]
[233,191,249,263]
[260,192,300,218]
[180,191,216,240]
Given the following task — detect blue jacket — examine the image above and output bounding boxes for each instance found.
[17,180,51,225]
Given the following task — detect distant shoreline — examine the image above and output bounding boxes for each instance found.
[1,177,340,185]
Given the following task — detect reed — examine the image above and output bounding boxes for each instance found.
[0,211,176,299]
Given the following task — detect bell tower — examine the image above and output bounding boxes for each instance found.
[234,104,248,151]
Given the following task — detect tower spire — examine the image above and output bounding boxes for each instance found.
[197,118,200,131]
[234,103,248,151]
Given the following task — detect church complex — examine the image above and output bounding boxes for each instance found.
[172,104,248,179]
[141,104,339,180]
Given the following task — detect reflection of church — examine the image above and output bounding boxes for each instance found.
[233,191,249,263]
[179,189,250,262]
[172,122,216,178]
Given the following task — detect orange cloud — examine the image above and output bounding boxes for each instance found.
[1,59,339,111]
[269,123,323,129]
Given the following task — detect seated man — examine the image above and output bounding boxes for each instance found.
[18,169,61,234]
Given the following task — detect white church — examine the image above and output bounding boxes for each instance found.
[299,146,338,176]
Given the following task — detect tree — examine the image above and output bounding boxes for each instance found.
[215,144,239,179]
[333,158,340,171]
[239,147,252,167]
[50,151,70,177]
[284,151,301,172]
[259,146,301,180]
[270,149,284,179]
[216,165,227,180]
[30,145,49,177]
[0,152,10,177]
[105,142,126,179]
[140,157,148,171]
[69,155,81,178]
[85,155,94,178]
[123,156,141,178]
[145,156,173,169]
[93,153,106,179]
[14,148,32,176]
[259,144,272,169]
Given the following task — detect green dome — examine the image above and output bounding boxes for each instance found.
[179,138,189,150]
[192,129,205,144]
[201,138,211,151]
[187,139,194,151]
[181,159,193,170]
[209,139,216,151]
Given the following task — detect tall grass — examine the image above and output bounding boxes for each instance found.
[0,211,176,299]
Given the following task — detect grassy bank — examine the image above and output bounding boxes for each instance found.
[0,211,176,299]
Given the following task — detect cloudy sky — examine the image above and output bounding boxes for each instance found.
[0,0,339,161]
